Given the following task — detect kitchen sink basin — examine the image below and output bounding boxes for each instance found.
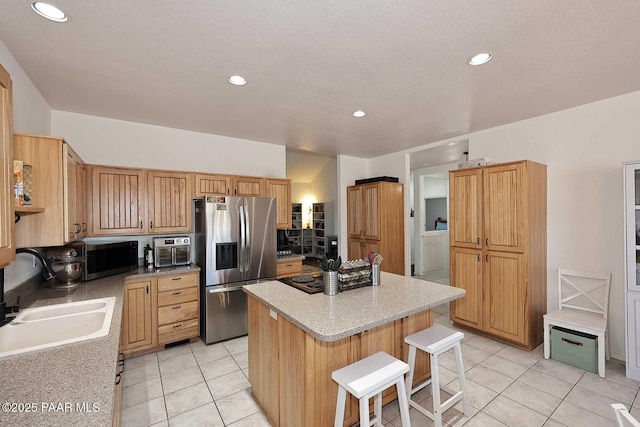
[0,297,115,358]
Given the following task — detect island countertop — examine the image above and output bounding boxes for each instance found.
[243,271,465,342]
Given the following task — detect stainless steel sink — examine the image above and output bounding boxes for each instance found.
[0,297,115,358]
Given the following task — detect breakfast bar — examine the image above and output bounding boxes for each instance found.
[243,272,465,427]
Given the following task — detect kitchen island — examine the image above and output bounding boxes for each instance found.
[243,271,465,427]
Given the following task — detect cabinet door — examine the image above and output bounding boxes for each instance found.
[148,171,192,233]
[193,173,231,197]
[233,176,264,196]
[0,65,14,267]
[248,296,280,425]
[450,247,482,329]
[359,322,396,399]
[265,179,292,229]
[347,238,362,260]
[362,184,381,240]
[483,163,524,252]
[122,280,153,351]
[64,145,78,242]
[347,186,363,238]
[76,162,87,237]
[91,167,146,235]
[449,168,482,249]
[626,293,640,380]
[482,251,525,344]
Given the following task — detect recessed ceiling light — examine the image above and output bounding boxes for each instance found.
[31,2,69,22]
[352,110,366,118]
[448,142,456,146]
[468,53,492,66]
[228,75,247,86]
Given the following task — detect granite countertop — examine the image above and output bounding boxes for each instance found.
[243,271,465,342]
[0,264,200,427]
[276,255,305,263]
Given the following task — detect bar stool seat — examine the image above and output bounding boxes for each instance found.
[405,324,470,427]
[332,351,411,427]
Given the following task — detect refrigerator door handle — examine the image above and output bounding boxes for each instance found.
[244,200,251,278]
[239,204,246,273]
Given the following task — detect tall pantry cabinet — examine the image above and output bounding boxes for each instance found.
[0,64,14,267]
[347,182,404,275]
[624,162,640,380]
[449,160,547,350]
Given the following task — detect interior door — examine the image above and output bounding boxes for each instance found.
[450,247,482,329]
[482,251,525,344]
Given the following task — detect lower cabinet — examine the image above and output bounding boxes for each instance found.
[276,260,302,278]
[122,272,200,356]
[247,296,432,427]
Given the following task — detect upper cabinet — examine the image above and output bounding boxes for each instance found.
[147,170,192,234]
[193,173,265,198]
[90,167,193,236]
[449,168,483,249]
[0,64,14,267]
[347,182,404,274]
[14,134,86,248]
[90,166,147,236]
[265,179,291,229]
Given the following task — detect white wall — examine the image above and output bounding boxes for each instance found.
[51,111,286,177]
[0,39,50,135]
[1,38,52,291]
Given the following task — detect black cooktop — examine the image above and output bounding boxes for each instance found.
[279,273,324,294]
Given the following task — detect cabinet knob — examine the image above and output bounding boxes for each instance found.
[477,237,480,245]
[173,324,182,329]
[140,221,143,229]
[485,238,489,246]
[485,254,489,262]
[150,221,153,229]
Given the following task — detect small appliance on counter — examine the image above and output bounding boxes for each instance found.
[153,236,191,268]
[69,240,138,281]
[46,246,87,289]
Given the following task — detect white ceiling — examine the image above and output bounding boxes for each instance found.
[286,149,334,183]
[1,1,639,158]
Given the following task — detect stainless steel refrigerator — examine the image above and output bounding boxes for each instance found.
[194,196,277,344]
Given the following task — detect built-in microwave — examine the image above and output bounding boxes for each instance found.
[70,241,138,281]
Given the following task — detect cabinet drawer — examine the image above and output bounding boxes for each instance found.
[158,300,198,326]
[157,273,199,292]
[276,260,302,278]
[158,318,199,345]
[158,286,198,307]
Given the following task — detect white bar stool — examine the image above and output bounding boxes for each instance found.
[332,351,412,427]
[404,324,470,427]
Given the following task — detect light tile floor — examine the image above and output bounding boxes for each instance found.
[122,306,640,426]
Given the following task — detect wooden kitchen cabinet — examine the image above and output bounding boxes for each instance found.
[276,259,302,278]
[65,145,88,240]
[0,64,14,267]
[233,176,265,196]
[193,173,232,197]
[13,134,86,247]
[156,272,200,345]
[122,279,154,353]
[147,170,192,233]
[450,247,482,330]
[265,178,292,229]
[90,166,147,235]
[347,182,404,274]
[397,310,433,386]
[449,160,546,349]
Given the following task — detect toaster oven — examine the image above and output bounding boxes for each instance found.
[153,236,191,268]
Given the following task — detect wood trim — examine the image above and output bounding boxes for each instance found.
[0,64,14,267]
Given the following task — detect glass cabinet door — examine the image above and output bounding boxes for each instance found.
[625,163,640,291]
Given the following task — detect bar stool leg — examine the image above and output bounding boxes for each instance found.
[359,397,370,427]
[405,345,417,401]
[373,392,382,427]
[334,386,347,427]
[430,352,443,427]
[395,378,412,427]
[453,342,470,416]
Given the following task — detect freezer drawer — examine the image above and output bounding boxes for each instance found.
[203,285,248,344]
